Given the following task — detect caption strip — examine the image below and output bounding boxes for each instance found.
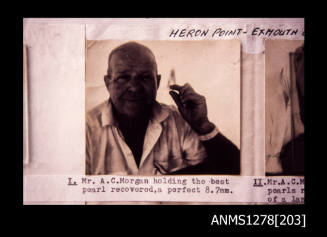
[24,175,304,204]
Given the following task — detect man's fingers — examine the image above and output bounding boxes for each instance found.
[169,91,183,108]
[170,83,204,108]
[179,83,196,96]
[170,83,196,96]
[169,84,183,91]
[170,83,193,92]
[180,94,205,105]
[181,83,197,96]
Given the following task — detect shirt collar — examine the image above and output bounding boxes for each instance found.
[101,99,170,127]
[100,99,117,127]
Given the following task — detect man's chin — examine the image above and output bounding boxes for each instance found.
[122,101,151,117]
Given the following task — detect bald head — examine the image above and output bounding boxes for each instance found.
[107,42,158,77]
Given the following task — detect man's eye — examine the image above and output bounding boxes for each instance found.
[116,76,129,82]
[141,76,153,82]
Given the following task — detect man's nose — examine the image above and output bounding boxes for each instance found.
[127,76,142,92]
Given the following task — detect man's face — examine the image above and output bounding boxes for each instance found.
[106,49,160,118]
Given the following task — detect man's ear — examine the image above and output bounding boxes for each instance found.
[157,74,161,89]
[104,75,110,90]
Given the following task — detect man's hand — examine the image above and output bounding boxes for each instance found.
[169,83,215,135]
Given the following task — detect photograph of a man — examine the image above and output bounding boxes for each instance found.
[86,41,240,175]
[265,40,304,175]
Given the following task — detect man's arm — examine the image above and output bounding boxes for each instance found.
[199,132,240,174]
[171,129,240,175]
[169,83,240,174]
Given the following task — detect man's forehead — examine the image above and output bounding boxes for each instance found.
[110,52,157,71]
[112,48,155,61]
[113,68,154,74]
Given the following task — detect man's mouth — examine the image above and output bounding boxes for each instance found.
[122,96,147,102]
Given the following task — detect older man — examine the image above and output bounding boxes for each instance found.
[86,42,239,175]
